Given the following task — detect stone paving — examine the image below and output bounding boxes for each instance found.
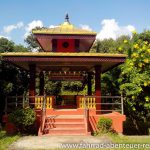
[9,135,112,150]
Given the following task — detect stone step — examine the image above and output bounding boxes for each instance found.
[44,132,87,135]
[45,118,84,123]
[46,115,84,118]
[44,128,86,135]
[45,115,85,123]
[44,127,85,131]
[45,122,85,124]
[43,114,87,135]
[46,109,84,115]
[44,122,85,129]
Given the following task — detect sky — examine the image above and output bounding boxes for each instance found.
[0,0,150,45]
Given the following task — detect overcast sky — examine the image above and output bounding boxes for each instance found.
[0,0,150,45]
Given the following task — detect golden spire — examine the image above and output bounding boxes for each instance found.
[65,13,70,23]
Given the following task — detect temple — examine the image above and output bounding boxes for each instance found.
[1,15,126,135]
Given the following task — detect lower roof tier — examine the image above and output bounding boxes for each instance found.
[1,52,127,73]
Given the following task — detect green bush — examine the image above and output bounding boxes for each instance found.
[9,108,36,134]
[97,117,112,133]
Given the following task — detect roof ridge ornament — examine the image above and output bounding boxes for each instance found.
[65,13,70,23]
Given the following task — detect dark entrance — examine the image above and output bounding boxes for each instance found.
[55,95,77,109]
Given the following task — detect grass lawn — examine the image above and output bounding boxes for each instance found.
[110,134,150,143]
[0,130,20,150]
[99,133,150,150]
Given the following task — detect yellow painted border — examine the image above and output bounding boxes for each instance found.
[0,52,127,58]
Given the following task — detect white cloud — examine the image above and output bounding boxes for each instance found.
[31,48,39,52]
[80,24,92,31]
[96,19,135,40]
[3,22,24,34]
[24,20,43,37]
[49,25,58,28]
[0,35,10,39]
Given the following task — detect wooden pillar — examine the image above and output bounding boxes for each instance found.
[39,71,44,95]
[95,66,101,114]
[87,73,92,95]
[29,64,36,106]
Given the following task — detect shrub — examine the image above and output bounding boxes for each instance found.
[8,108,36,134]
[97,117,112,133]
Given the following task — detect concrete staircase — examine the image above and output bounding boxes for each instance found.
[43,114,87,135]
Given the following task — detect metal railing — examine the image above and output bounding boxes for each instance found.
[4,95,29,114]
[97,96,124,114]
[5,95,123,115]
[4,95,55,113]
[78,95,124,114]
[82,96,124,134]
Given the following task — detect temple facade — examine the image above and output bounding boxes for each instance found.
[1,15,126,135]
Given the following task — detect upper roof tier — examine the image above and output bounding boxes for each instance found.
[32,14,96,35]
[32,14,97,52]
[32,21,96,35]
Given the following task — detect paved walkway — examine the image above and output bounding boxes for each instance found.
[9,135,112,150]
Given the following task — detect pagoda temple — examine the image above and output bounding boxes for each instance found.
[1,15,126,135]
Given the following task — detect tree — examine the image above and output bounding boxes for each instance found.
[92,38,116,53]
[14,44,28,52]
[91,35,130,54]
[120,36,150,123]
[120,40,150,134]
[0,38,29,96]
[0,38,29,123]
[91,33,150,134]
[91,36,130,96]
[0,38,14,52]
[62,81,85,94]
[134,30,150,43]
[101,67,121,96]
[24,27,43,52]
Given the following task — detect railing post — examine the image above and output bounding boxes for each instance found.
[76,96,79,108]
[121,95,124,115]
[84,96,89,134]
[43,94,46,114]
[15,94,18,108]
[86,108,89,133]
[22,96,24,108]
[83,96,86,115]
[23,93,25,108]
[4,96,7,115]
[52,96,55,108]
[40,94,46,133]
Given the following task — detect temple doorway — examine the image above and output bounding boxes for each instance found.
[55,95,77,109]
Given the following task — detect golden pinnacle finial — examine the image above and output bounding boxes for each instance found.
[65,13,69,23]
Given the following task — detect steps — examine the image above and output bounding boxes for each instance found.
[46,109,84,115]
[43,115,87,135]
